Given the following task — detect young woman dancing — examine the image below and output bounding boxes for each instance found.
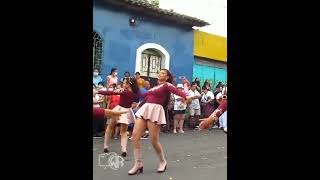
[128,69,191,175]
[97,78,139,157]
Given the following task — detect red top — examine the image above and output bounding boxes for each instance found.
[93,107,105,119]
[108,95,120,109]
[215,101,227,117]
[141,82,187,107]
[98,90,137,108]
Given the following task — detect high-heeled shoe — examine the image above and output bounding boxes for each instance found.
[157,165,167,173]
[128,166,143,175]
[103,148,109,153]
[121,152,127,157]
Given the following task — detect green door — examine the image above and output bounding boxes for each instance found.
[193,63,227,89]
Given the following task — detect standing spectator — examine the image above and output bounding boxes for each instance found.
[97,82,107,108]
[202,79,212,91]
[216,81,223,89]
[172,76,177,86]
[213,87,223,108]
[188,82,202,129]
[93,68,102,86]
[181,76,190,94]
[135,72,145,89]
[212,87,223,128]
[121,71,131,83]
[222,84,227,95]
[106,68,118,88]
[194,77,201,93]
[173,84,187,133]
[219,85,227,132]
[139,81,150,100]
[201,87,215,118]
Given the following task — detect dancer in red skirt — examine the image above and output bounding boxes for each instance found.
[128,69,192,175]
[97,78,139,157]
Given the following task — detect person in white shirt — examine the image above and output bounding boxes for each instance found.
[188,82,202,129]
[173,84,187,133]
[219,85,227,132]
[213,86,227,129]
[201,88,215,103]
[93,84,104,108]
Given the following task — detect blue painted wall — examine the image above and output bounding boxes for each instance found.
[93,3,194,84]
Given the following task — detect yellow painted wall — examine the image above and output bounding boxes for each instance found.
[194,31,227,62]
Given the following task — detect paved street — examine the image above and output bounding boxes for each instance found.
[93,129,227,180]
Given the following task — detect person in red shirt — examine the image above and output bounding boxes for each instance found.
[97,78,139,157]
[107,84,121,140]
[128,69,192,175]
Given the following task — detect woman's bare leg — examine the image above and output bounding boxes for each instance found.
[104,118,117,151]
[120,124,128,155]
[147,120,166,172]
[173,114,179,133]
[128,118,147,174]
[178,114,185,133]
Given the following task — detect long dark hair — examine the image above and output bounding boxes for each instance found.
[161,69,173,84]
[124,77,139,95]
[194,77,200,86]
[161,69,174,111]
[109,68,117,75]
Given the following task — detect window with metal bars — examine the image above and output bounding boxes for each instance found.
[93,31,103,70]
[140,49,162,78]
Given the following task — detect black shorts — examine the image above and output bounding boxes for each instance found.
[174,110,186,115]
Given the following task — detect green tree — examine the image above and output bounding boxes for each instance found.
[149,0,159,7]
[141,0,159,7]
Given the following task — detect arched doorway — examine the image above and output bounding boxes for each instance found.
[135,43,170,87]
[93,31,103,70]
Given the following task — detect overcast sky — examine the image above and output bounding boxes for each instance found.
[159,0,227,37]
